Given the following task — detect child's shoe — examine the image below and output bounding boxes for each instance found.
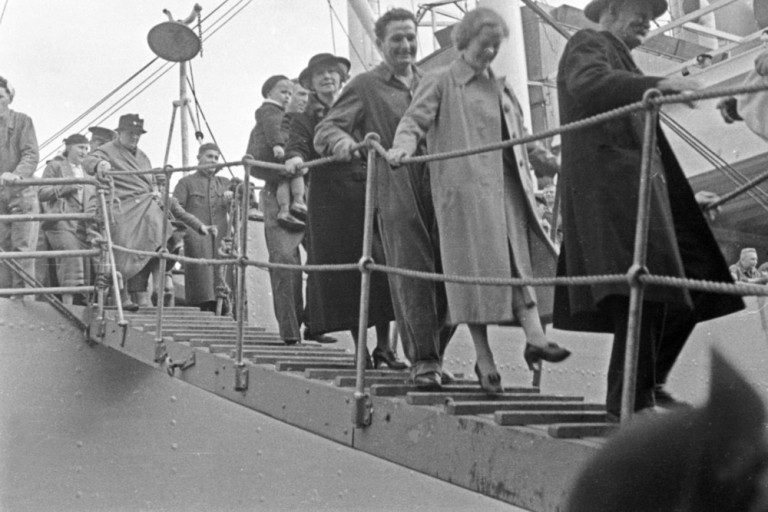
[277,211,306,232]
[289,201,308,221]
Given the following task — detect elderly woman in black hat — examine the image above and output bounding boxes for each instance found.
[284,54,404,368]
[39,133,95,305]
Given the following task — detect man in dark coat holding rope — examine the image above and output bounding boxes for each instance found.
[553,0,744,419]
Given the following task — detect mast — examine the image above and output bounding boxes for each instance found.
[179,61,190,167]
[347,0,382,75]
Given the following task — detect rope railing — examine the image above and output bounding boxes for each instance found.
[2,79,767,428]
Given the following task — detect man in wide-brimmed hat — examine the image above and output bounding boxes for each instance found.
[553,0,743,420]
[84,114,214,310]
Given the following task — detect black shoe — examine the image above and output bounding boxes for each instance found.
[474,363,503,396]
[290,202,307,221]
[283,338,299,346]
[372,347,408,370]
[303,328,337,344]
[440,368,456,384]
[121,301,139,312]
[654,386,691,410]
[277,212,305,231]
[411,371,441,390]
[523,342,571,370]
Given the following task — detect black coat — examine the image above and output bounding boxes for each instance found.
[286,95,395,334]
[553,29,743,332]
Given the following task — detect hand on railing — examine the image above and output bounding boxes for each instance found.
[385,148,410,168]
[0,172,20,186]
[332,138,361,161]
[696,190,722,221]
[657,78,703,108]
[284,156,305,177]
[200,225,218,237]
[95,161,112,174]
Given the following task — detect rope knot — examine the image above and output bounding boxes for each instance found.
[625,264,648,287]
[641,88,662,110]
[358,256,374,272]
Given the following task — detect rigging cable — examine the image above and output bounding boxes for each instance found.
[0,0,9,28]
[660,112,768,211]
[37,0,234,154]
[327,0,337,54]
[186,75,236,178]
[37,0,251,167]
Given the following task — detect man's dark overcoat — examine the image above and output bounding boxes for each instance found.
[553,29,743,332]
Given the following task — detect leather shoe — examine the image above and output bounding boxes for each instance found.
[654,386,691,410]
[411,371,441,390]
[440,368,456,384]
[277,212,305,231]
[303,328,337,344]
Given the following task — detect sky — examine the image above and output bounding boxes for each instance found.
[0,0,583,182]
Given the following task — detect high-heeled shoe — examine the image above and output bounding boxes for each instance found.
[474,363,503,396]
[523,342,571,370]
[372,347,408,370]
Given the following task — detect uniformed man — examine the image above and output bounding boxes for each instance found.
[173,143,233,312]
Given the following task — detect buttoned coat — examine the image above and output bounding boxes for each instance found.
[83,141,204,282]
[393,59,558,325]
[39,157,94,234]
[553,29,743,332]
[173,171,231,305]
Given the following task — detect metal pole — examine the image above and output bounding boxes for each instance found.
[234,162,251,390]
[352,135,378,428]
[620,90,660,425]
[153,103,180,363]
[97,189,126,328]
[153,167,172,363]
[180,61,190,170]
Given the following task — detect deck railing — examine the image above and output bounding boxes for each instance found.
[3,78,768,426]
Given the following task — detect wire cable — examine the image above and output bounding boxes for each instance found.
[37,0,234,154]
[37,0,250,167]
[327,0,369,71]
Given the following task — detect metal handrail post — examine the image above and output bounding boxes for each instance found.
[97,189,126,328]
[352,134,379,428]
[153,167,172,363]
[234,163,251,391]
[621,90,661,425]
[153,105,179,363]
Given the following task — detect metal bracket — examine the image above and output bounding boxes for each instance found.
[352,392,373,428]
[119,322,129,347]
[166,351,196,376]
[234,364,249,391]
[154,341,168,364]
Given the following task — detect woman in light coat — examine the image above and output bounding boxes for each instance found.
[388,8,569,394]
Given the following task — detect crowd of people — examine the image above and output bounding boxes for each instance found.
[1,0,764,421]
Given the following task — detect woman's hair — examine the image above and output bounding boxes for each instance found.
[451,8,509,51]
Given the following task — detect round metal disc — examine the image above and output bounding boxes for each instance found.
[147,21,201,62]
[755,0,768,29]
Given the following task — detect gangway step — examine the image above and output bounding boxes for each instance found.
[371,384,539,397]
[494,410,607,426]
[138,323,268,332]
[158,331,280,341]
[304,368,411,380]
[187,338,285,347]
[250,354,355,365]
[334,376,480,387]
[547,423,619,439]
[275,361,356,371]
[406,390,557,406]
[208,344,349,355]
[446,400,603,415]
